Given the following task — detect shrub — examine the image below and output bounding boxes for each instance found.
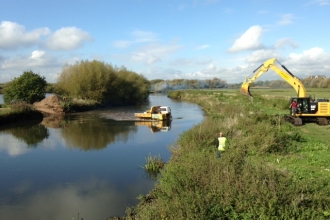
[3,71,47,104]
[144,154,165,179]
[56,60,150,105]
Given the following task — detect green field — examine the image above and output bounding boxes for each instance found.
[247,87,330,99]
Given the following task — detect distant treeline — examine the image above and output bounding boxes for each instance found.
[149,77,330,92]
[149,78,227,92]
[2,73,330,97]
[248,78,330,89]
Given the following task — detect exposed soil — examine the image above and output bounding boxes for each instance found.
[33,95,66,115]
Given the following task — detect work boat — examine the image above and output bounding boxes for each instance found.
[135,106,172,121]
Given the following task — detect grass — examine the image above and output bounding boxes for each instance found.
[143,154,166,179]
[122,89,330,220]
[53,96,102,113]
[0,102,43,125]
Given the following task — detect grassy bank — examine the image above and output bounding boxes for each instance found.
[119,89,330,220]
[0,103,43,125]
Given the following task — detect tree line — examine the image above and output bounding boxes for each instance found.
[1,59,329,105]
[149,78,227,92]
[2,60,150,105]
[148,77,330,92]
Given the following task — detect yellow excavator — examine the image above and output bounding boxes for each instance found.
[241,58,330,126]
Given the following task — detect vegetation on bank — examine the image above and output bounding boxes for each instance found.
[143,154,166,179]
[3,71,47,104]
[0,60,150,125]
[0,102,43,125]
[55,60,150,105]
[118,90,330,220]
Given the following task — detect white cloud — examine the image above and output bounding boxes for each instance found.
[178,63,246,83]
[132,51,161,64]
[279,48,330,78]
[0,21,50,50]
[169,57,212,67]
[2,50,55,69]
[30,50,46,59]
[228,25,264,53]
[0,50,65,82]
[149,45,330,83]
[288,47,329,63]
[112,30,158,49]
[170,58,193,66]
[278,14,294,26]
[0,133,30,156]
[132,30,159,43]
[245,49,282,63]
[274,38,298,49]
[195,44,210,50]
[244,47,330,80]
[113,40,131,48]
[132,41,182,64]
[305,0,330,6]
[44,27,93,51]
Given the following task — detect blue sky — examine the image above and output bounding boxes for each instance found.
[0,0,329,84]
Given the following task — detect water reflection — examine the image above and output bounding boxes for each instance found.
[60,114,137,151]
[135,120,171,133]
[40,114,66,128]
[0,120,48,147]
[1,177,154,219]
[0,94,204,219]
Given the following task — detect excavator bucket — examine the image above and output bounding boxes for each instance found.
[240,83,253,97]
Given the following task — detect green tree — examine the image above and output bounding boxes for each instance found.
[149,79,164,84]
[3,71,47,104]
[108,68,150,104]
[56,60,150,105]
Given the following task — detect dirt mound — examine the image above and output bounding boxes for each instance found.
[34,95,65,115]
[41,114,65,128]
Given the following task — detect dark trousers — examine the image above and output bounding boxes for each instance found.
[217,150,221,158]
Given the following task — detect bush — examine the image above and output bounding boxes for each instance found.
[56,60,150,105]
[3,71,47,104]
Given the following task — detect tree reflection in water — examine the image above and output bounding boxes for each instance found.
[0,120,48,147]
[60,114,137,150]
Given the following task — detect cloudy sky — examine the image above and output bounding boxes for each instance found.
[0,0,329,84]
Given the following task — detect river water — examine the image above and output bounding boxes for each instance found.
[0,94,204,220]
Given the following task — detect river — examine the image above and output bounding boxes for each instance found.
[0,94,204,219]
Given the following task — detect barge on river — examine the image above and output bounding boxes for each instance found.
[134,106,172,121]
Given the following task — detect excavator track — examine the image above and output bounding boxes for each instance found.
[284,116,303,126]
[317,118,329,126]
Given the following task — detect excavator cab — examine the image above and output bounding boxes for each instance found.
[290,97,316,115]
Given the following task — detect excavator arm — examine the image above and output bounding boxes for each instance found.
[240,58,307,97]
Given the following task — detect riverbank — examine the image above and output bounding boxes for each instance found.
[0,103,43,126]
[114,90,330,219]
[0,95,102,126]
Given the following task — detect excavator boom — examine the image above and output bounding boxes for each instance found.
[240,58,307,97]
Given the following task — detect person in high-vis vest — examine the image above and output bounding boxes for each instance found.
[215,132,227,158]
